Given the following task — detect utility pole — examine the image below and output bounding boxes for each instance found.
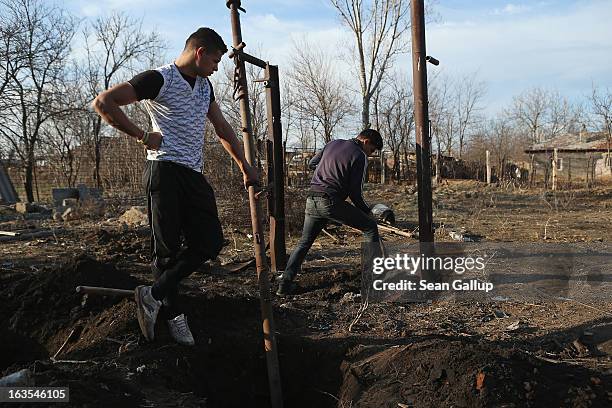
[227,1,283,407]
[410,0,435,243]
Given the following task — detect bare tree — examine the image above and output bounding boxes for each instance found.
[82,11,164,188]
[428,75,454,156]
[547,89,584,137]
[375,72,413,180]
[509,87,583,144]
[509,87,548,144]
[482,116,528,181]
[454,72,486,158]
[41,63,92,187]
[589,84,612,169]
[330,0,411,129]
[0,5,25,101]
[0,0,76,202]
[288,40,354,144]
[281,79,297,147]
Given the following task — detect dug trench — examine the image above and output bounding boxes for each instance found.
[1,255,610,407]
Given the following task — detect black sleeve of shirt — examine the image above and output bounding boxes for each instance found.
[207,78,215,103]
[348,154,371,214]
[308,146,326,170]
[128,70,164,101]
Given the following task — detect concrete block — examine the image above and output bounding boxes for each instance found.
[52,188,78,207]
[62,198,78,207]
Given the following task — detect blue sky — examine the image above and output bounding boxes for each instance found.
[65,0,612,115]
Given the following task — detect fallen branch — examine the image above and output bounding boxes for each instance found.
[52,327,81,360]
[347,223,414,239]
[321,228,340,243]
[377,224,415,238]
[51,359,98,365]
[0,230,60,242]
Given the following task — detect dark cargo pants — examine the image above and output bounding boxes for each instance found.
[143,160,224,318]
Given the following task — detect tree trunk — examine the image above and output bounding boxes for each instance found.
[24,160,34,203]
[362,94,371,129]
[93,116,102,188]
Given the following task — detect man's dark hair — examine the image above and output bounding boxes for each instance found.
[184,27,228,54]
[358,128,383,150]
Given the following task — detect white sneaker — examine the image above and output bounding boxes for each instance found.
[167,314,195,346]
[135,285,162,341]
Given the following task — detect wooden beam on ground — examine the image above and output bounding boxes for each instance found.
[75,286,134,298]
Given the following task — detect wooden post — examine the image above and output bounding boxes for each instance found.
[585,156,590,188]
[486,150,491,184]
[434,154,440,185]
[380,150,386,184]
[552,148,558,191]
[264,64,287,272]
[529,153,535,188]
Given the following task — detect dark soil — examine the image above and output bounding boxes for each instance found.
[0,182,611,407]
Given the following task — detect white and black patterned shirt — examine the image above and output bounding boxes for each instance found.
[128,64,215,172]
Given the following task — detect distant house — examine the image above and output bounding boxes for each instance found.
[525,131,611,182]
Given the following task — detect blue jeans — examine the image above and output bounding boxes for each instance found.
[283,196,379,281]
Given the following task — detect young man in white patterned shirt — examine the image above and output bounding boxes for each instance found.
[93,28,257,346]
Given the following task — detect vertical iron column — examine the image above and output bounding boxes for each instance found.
[227,2,284,407]
[410,0,434,243]
[265,64,287,271]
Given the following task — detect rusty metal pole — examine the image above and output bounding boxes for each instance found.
[264,64,287,271]
[227,1,284,407]
[410,0,434,243]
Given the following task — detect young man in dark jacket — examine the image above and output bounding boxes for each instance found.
[277,129,383,296]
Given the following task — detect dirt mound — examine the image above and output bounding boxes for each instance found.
[84,228,150,261]
[338,339,610,407]
[0,254,141,360]
[0,328,48,373]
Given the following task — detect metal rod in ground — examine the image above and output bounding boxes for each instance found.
[265,63,287,271]
[410,0,434,244]
[75,286,134,297]
[227,1,284,407]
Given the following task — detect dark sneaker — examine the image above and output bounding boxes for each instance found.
[135,285,162,341]
[276,279,297,297]
[167,314,195,346]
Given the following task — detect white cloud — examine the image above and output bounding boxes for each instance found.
[428,0,612,114]
[493,3,532,15]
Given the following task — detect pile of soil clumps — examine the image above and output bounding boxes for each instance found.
[0,254,141,371]
[339,339,611,407]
